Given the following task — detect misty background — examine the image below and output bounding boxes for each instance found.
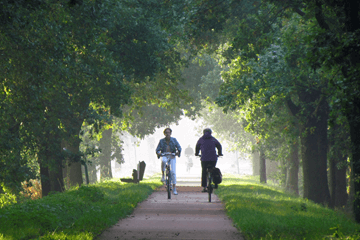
[101,116,252,181]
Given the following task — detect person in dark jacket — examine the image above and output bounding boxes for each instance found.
[195,128,223,192]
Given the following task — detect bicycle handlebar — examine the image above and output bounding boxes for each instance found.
[160,152,176,156]
[196,154,223,157]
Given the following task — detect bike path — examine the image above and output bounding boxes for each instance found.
[97,186,244,240]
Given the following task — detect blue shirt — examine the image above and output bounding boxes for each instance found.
[156,137,182,158]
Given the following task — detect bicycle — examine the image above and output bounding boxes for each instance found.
[161,152,176,199]
[185,155,193,172]
[206,162,214,202]
[198,155,221,202]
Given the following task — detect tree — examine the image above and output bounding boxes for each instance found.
[298,0,360,221]
[0,0,188,197]
[214,11,332,205]
[259,0,360,220]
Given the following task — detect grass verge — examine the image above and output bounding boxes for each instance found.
[216,174,360,240]
[0,175,162,240]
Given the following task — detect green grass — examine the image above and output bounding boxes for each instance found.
[2,173,360,240]
[215,174,360,240]
[0,175,162,240]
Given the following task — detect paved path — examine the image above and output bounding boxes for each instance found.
[97,183,244,240]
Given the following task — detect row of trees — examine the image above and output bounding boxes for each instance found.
[79,51,223,182]
[181,0,359,221]
[0,0,196,197]
[0,0,222,199]
[2,0,360,223]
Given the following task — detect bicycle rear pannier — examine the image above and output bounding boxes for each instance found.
[213,167,222,184]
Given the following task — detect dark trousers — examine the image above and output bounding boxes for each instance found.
[201,161,217,187]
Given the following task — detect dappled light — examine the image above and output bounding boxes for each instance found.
[1,0,360,239]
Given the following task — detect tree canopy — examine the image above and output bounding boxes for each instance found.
[2,0,360,223]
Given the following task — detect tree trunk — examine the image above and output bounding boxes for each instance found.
[48,153,65,193]
[60,94,91,187]
[49,131,65,193]
[281,159,287,188]
[252,151,260,176]
[329,144,337,207]
[309,0,360,221]
[299,92,331,205]
[335,155,348,207]
[286,140,299,195]
[286,87,331,205]
[347,99,360,221]
[266,159,278,180]
[87,160,98,183]
[65,137,83,187]
[62,115,85,188]
[260,148,266,183]
[329,123,349,208]
[343,2,360,221]
[348,153,355,218]
[38,130,64,196]
[100,128,113,181]
[39,163,51,197]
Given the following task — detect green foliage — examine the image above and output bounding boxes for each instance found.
[217,174,360,239]
[183,0,261,55]
[121,51,224,139]
[214,10,327,159]
[180,53,219,116]
[197,101,254,153]
[124,104,183,139]
[0,0,192,195]
[197,57,223,102]
[299,0,360,103]
[0,176,163,239]
[0,192,16,208]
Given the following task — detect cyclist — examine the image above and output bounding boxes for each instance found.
[195,128,222,192]
[184,145,194,172]
[156,127,182,195]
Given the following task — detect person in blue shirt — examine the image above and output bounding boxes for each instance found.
[195,128,222,192]
[156,128,182,195]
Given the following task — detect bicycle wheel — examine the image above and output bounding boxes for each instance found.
[208,171,212,202]
[166,168,171,199]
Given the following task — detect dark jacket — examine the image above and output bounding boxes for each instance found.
[195,132,222,161]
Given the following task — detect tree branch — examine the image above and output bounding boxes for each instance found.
[285,98,300,116]
[314,0,330,30]
[293,7,305,16]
